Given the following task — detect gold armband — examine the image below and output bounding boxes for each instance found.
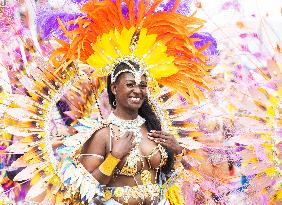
[99,153,120,176]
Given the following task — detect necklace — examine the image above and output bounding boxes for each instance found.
[108,112,145,144]
[108,112,146,176]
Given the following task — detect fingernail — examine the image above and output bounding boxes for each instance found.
[148,133,152,136]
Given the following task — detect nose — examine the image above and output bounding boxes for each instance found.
[132,85,142,94]
[133,83,148,95]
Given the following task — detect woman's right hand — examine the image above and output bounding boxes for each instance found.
[111,131,135,159]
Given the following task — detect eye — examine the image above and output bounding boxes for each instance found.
[126,83,134,88]
[140,83,147,89]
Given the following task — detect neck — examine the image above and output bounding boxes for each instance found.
[113,106,138,120]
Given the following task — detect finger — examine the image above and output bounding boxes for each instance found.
[122,131,129,137]
[151,130,162,134]
[147,135,154,141]
[148,132,161,138]
[153,131,172,138]
[152,138,168,147]
[131,141,137,148]
[126,131,134,137]
[148,133,162,142]
[128,131,135,142]
[122,131,134,138]
[150,130,165,136]
[128,132,136,147]
[120,131,128,138]
[160,131,172,137]
[149,134,166,143]
[149,132,168,140]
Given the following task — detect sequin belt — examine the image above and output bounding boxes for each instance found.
[102,183,162,203]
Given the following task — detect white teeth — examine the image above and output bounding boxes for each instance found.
[130,97,141,103]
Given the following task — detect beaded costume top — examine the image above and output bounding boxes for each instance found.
[107,113,167,177]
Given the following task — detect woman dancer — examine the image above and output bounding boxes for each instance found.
[0,0,215,204]
[80,61,184,204]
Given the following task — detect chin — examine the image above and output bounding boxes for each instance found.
[128,105,142,111]
[127,102,144,111]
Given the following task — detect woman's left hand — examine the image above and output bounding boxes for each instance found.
[148,130,183,155]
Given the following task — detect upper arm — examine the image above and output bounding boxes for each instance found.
[79,127,109,173]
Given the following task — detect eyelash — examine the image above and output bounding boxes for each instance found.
[126,83,147,88]
[140,84,147,88]
[127,83,134,88]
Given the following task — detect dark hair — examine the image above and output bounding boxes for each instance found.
[107,61,174,174]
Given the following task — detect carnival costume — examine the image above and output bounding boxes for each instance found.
[2,0,213,204]
[0,0,221,204]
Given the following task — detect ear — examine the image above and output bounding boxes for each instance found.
[111,83,117,95]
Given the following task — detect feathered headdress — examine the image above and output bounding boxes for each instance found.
[51,0,213,102]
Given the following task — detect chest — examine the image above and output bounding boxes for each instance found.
[108,125,166,175]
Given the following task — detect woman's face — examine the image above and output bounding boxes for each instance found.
[111,72,147,111]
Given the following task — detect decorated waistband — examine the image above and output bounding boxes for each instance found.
[101,183,163,203]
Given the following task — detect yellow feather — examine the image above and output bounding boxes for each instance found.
[264,167,277,176]
[278,88,282,97]
[275,189,282,200]
[258,87,270,98]
[266,106,275,117]
[116,27,135,55]
[101,31,119,59]
[148,64,178,79]
[30,172,42,185]
[188,131,204,138]
[134,29,157,57]
[269,95,279,107]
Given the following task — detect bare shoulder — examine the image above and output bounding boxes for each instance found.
[94,126,110,139]
[81,126,110,155]
[80,126,110,172]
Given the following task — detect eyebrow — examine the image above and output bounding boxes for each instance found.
[125,80,147,83]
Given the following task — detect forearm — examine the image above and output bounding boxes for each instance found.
[91,168,114,185]
[90,153,120,185]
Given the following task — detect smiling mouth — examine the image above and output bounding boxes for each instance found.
[129,97,142,103]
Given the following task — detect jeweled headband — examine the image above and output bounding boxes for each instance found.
[110,60,146,84]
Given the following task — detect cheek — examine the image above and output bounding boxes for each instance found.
[142,89,147,97]
[116,87,130,98]
[116,85,127,93]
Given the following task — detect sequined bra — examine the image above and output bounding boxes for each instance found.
[115,143,168,177]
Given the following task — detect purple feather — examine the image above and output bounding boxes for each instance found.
[160,0,193,14]
[159,0,177,12]
[191,32,218,56]
[129,0,192,15]
[37,10,83,40]
[70,0,88,3]
[121,2,129,18]
[177,0,193,15]
[120,0,140,18]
